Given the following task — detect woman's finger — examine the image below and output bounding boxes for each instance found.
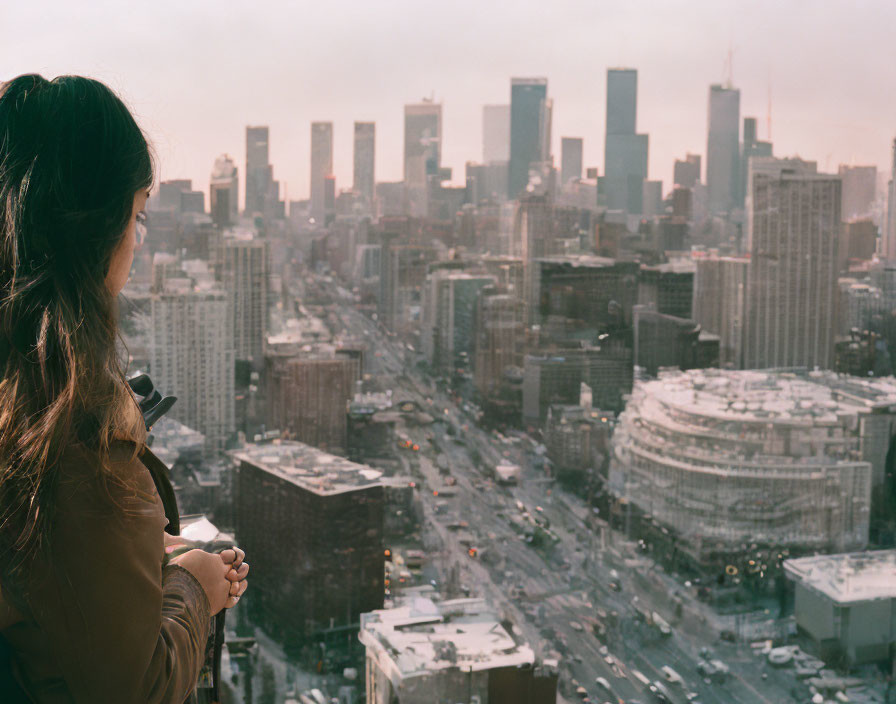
[231,547,245,568]
[218,549,236,565]
[224,580,248,609]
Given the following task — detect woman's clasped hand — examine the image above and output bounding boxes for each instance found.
[170,547,249,615]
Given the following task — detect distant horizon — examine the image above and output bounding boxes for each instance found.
[3,0,894,209]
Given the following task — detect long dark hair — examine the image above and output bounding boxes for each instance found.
[0,74,152,574]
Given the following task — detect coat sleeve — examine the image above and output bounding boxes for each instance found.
[24,443,211,703]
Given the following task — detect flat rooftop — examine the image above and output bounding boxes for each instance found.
[637,368,896,425]
[359,597,535,681]
[232,440,382,496]
[784,550,896,604]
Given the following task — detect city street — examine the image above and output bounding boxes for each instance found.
[318,279,804,704]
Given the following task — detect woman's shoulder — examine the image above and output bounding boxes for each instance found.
[54,438,160,516]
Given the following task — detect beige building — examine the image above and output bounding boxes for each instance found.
[360,597,556,704]
[785,550,896,665]
[150,268,235,454]
[692,254,749,368]
[743,157,840,370]
[608,369,896,565]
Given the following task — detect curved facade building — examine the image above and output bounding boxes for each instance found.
[609,370,896,564]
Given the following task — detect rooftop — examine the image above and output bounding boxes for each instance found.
[635,368,896,426]
[784,550,896,604]
[232,440,383,496]
[359,597,535,682]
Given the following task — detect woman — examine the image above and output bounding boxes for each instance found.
[0,73,248,702]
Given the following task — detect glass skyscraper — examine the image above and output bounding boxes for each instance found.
[508,78,548,200]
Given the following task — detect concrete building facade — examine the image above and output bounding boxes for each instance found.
[608,369,896,567]
[743,158,840,370]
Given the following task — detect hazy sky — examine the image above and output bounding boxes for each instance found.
[3,0,895,209]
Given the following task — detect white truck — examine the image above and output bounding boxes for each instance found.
[495,462,521,485]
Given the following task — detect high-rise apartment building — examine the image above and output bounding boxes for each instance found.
[706,84,741,214]
[509,78,549,200]
[210,154,239,228]
[310,121,334,223]
[404,101,442,216]
[560,137,583,185]
[218,232,269,364]
[604,69,648,214]
[353,122,376,205]
[482,104,510,164]
[245,126,270,217]
[150,274,235,454]
[234,441,384,646]
[743,157,840,369]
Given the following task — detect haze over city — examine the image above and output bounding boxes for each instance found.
[3,0,895,203]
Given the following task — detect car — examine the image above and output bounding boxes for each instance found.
[594,676,611,691]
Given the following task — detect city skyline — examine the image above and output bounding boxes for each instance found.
[3,0,895,205]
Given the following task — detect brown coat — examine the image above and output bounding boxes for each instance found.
[0,440,211,703]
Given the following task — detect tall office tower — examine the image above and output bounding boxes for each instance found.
[310,122,334,223]
[604,68,649,214]
[421,269,496,374]
[150,275,235,454]
[838,165,878,222]
[743,157,840,370]
[887,140,896,260]
[404,101,442,216]
[706,84,741,215]
[483,104,510,164]
[692,255,749,368]
[234,441,384,646]
[641,180,663,217]
[673,153,701,188]
[353,122,376,205]
[739,117,773,207]
[209,154,239,228]
[245,126,270,217]
[561,137,584,185]
[508,78,549,200]
[219,233,269,363]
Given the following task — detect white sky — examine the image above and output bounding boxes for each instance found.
[3,0,895,208]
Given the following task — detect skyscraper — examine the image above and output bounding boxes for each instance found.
[604,69,648,214]
[483,104,510,164]
[509,78,549,200]
[219,233,269,364]
[706,84,741,214]
[561,137,583,185]
[673,153,701,188]
[353,122,376,205]
[150,273,235,454]
[310,121,333,223]
[739,117,773,208]
[404,101,442,216]
[743,157,840,369]
[245,126,270,217]
[838,165,877,222]
[209,154,239,227]
[887,139,896,260]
